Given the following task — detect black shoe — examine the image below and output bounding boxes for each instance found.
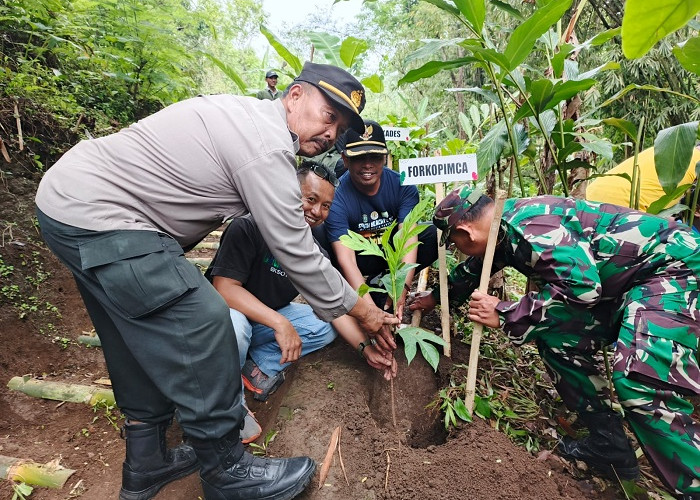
[119,419,199,500]
[192,429,316,500]
[558,410,639,481]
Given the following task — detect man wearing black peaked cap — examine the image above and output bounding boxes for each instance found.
[35,62,396,500]
[325,119,438,319]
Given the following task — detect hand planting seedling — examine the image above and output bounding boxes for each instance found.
[340,198,446,371]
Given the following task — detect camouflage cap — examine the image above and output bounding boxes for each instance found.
[433,185,484,246]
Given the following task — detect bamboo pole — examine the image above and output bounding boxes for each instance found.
[435,183,451,357]
[464,192,506,413]
[0,456,75,488]
[193,241,219,250]
[7,376,115,407]
[187,257,212,268]
[77,335,101,347]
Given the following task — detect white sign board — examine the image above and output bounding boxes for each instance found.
[383,127,413,142]
[399,154,478,185]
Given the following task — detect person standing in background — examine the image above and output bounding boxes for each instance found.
[256,70,280,100]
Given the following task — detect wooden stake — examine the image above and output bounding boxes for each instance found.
[0,135,10,163]
[73,114,84,132]
[410,267,430,327]
[435,183,451,357]
[13,103,23,151]
[0,455,75,488]
[464,192,506,413]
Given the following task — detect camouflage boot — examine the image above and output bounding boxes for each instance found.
[558,410,639,481]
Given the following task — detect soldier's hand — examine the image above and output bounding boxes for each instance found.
[468,290,501,328]
[407,291,437,313]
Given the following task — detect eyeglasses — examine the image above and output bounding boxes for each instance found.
[300,163,339,188]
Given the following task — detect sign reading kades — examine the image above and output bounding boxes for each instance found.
[399,154,478,185]
[382,127,412,142]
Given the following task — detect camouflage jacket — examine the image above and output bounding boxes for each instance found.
[445,196,700,344]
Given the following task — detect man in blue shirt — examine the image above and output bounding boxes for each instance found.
[325,120,437,318]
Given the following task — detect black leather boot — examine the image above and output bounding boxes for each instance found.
[119,419,199,500]
[558,410,639,480]
[191,429,316,500]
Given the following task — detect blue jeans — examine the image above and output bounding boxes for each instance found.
[229,303,337,376]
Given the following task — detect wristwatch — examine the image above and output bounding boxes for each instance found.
[357,338,376,358]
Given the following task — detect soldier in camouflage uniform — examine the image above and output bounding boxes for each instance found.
[409,186,700,499]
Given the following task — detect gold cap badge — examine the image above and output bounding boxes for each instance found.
[361,124,373,141]
[350,90,364,109]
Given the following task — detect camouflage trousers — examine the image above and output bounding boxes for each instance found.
[531,276,700,496]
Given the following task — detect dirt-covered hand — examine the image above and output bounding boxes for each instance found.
[407,291,437,313]
[364,344,389,367]
[364,346,398,380]
[274,321,302,364]
[370,323,397,352]
[355,304,399,349]
[467,290,501,328]
[381,356,398,381]
[385,356,398,380]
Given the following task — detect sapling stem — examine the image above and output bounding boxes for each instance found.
[390,377,397,428]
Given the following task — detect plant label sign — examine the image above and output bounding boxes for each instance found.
[383,127,413,142]
[398,154,478,185]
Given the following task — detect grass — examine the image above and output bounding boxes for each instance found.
[0,249,60,322]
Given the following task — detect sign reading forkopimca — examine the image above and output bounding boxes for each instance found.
[399,154,478,185]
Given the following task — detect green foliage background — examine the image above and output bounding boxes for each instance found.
[0,0,263,125]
